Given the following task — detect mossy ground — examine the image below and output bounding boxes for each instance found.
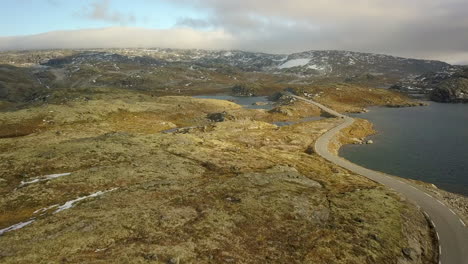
[0,89,435,263]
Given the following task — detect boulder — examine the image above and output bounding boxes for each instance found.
[269,107,293,116]
[206,111,234,122]
[305,145,315,154]
[401,247,416,260]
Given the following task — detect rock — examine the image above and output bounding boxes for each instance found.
[206,111,234,122]
[353,217,364,223]
[167,257,180,264]
[430,77,468,103]
[311,208,330,225]
[401,247,415,260]
[305,145,315,154]
[143,253,158,261]
[261,165,322,188]
[268,91,297,104]
[225,196,242,203]
[369,233,381,242]
[366,139,374,144]
[350,138,362,144]
[252,101,269,106]
[173,127,198,134]
[389,84,405,91]
[268,107,293,116]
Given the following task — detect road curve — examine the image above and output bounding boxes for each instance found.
[293,95,468,264]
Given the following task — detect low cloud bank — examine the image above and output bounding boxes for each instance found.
[0,27,234,52]
[0,26,466,64]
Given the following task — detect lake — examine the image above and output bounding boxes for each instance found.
[340,102,468,196]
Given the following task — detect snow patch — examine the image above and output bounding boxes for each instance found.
[278,59,310,69]
[273,56,288,62]
[54,188,117,214]
[0,219,35,236]
[33,204,59,215]
[20,173,71,186]
[0,188,117,236]
[307,64,324,70]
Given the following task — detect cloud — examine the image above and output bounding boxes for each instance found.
[0,27,234,51]
[167,0,468,63]
[1,0,468,64]
[81,0,136,24]
[176,18,212,29]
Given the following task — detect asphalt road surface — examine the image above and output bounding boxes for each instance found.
[293,95,468,264]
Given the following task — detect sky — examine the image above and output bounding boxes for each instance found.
[1,0,468,64]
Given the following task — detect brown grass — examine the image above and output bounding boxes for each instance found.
[0,94,435,263]
[0,115,46,138]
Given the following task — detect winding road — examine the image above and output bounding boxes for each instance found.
[292,95,468,264]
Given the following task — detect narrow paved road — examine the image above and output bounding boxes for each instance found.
[293,95,468,264]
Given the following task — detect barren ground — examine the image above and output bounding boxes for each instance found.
[0,88,437,263]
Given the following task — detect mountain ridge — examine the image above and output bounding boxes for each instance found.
[0,48,460,104]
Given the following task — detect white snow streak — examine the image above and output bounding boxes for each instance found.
[20,173,72,186]
[307,64,324,70]
[33,204,59,215]
[0,188,117,236]
[54,188,117,214]
[278,58,310,69]
[0,219,35,236]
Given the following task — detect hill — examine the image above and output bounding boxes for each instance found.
[0,48,455,105]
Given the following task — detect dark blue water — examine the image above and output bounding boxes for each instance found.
[340,102,468,196]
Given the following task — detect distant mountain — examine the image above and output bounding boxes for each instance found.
[273,50,451,77]
[390,65,468,102]
[22,48,452,78]
[187,49,452,77]
[0,48,458,103]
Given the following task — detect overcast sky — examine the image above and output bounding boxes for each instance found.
[1,0,468,64]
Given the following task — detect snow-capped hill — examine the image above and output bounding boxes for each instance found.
[43,51,166,67]
[30,48,453,79]
[278,59,311,69]
[272,50,452,77]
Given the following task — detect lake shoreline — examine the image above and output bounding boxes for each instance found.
[335,104,468,223]
[340,102,468,196]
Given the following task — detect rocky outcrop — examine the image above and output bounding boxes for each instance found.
[430,77,468,103]
[391,66,468,103]
[231,84,258,96]
[206,111,234,122]
[268,106,293,116]
[268,91,298,105]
